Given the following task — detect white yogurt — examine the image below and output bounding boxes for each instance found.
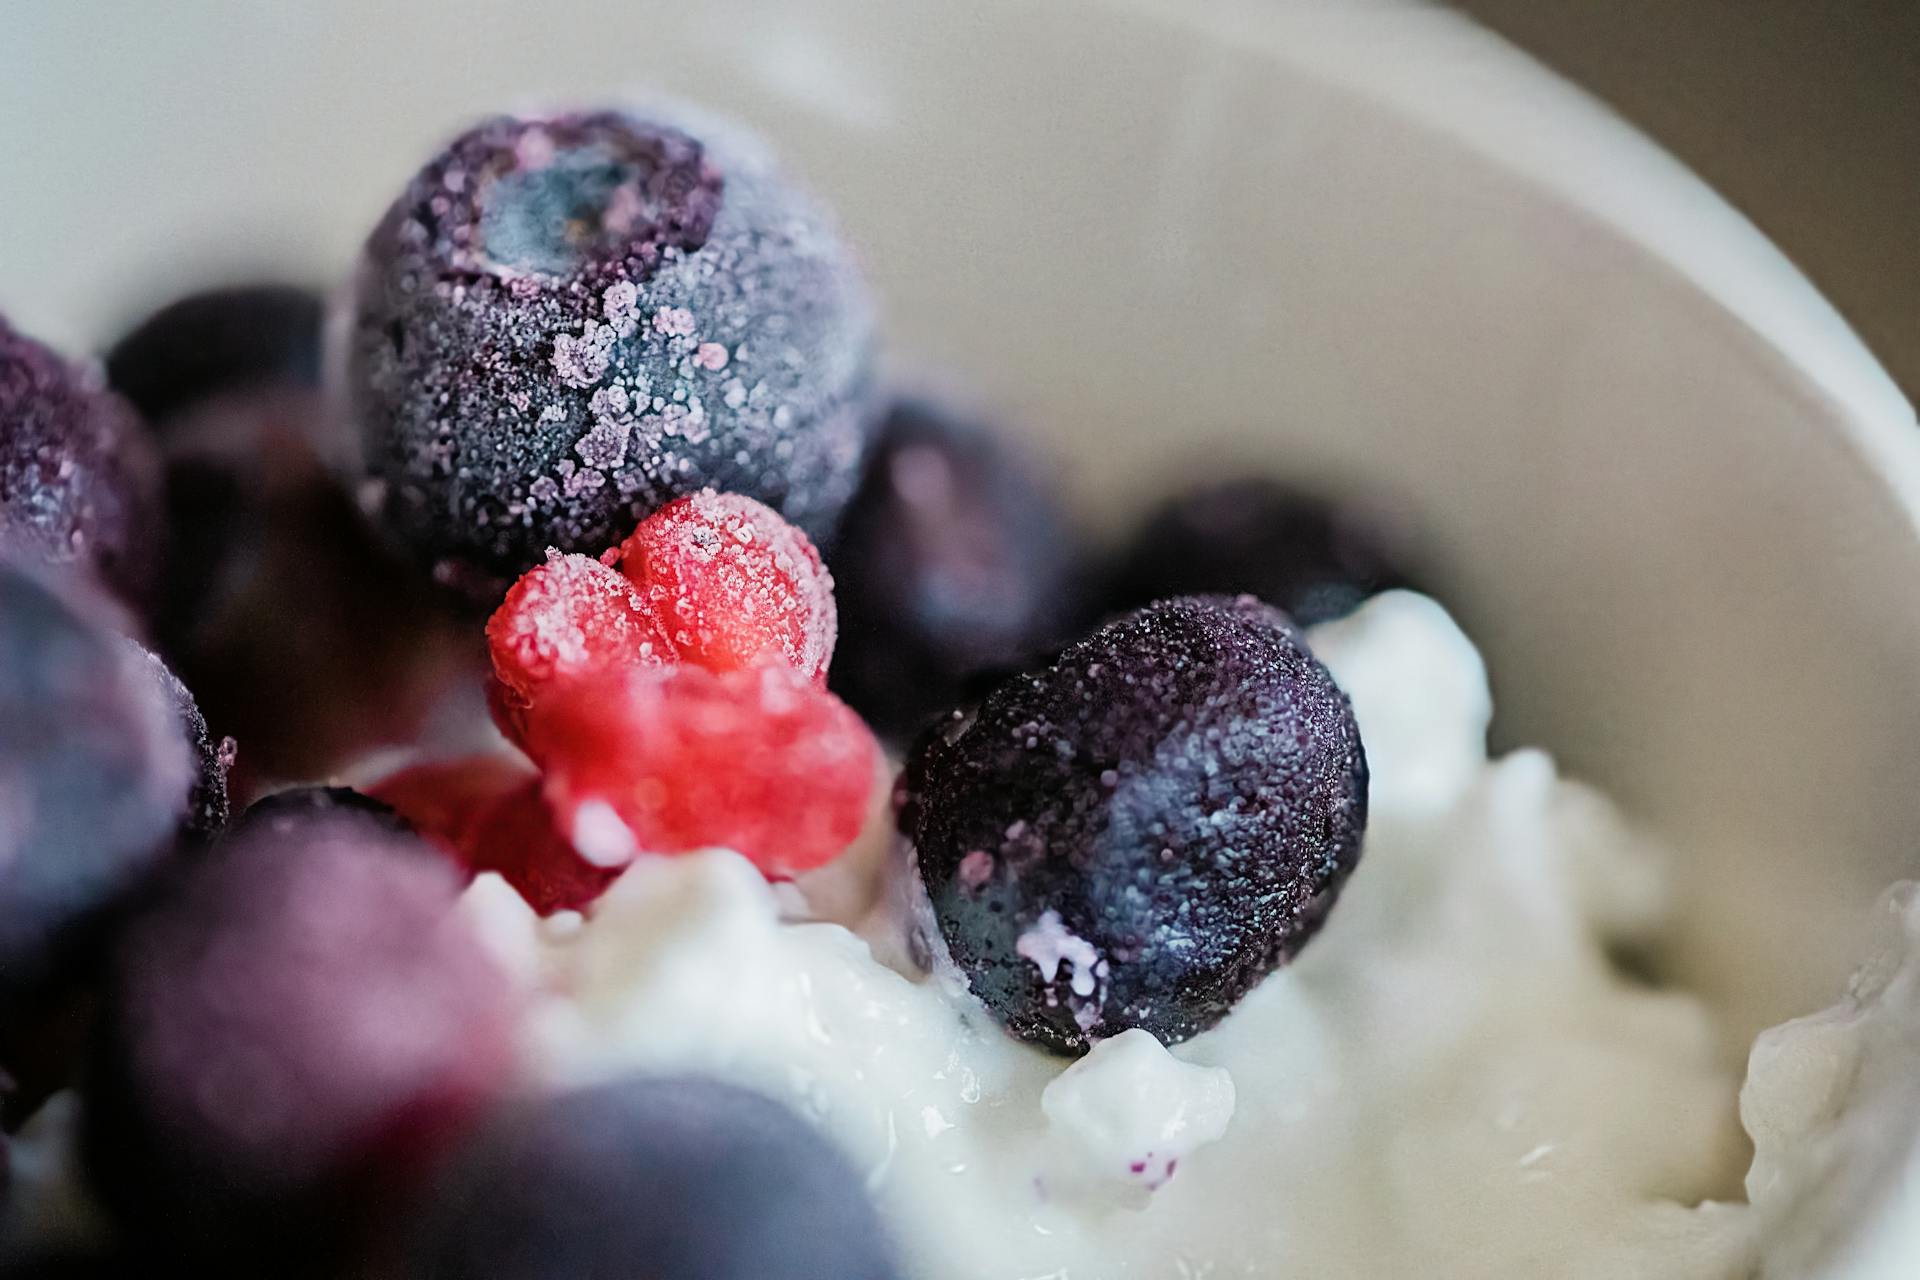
[448,591,1920,1279]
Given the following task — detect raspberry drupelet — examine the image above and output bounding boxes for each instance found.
[473,489,868,890]
[370,757,625,916]
[528,662,877,878]
[617,489,837,682]
[485,550,671,742]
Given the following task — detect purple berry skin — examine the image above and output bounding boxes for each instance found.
[0,571,227,1126]
[129,640,233,842]
[0,317,162,604]
[82,807,515,1264]
[238,785,412,837]
[1108,478,1414,627]
[147,391,475,791]
[401,1075,901,1280]
[828,402,1090,741]
[104,285,323,429]
[900,596,1368,1056]
[0,563,190,1002]
[348,109,878,602]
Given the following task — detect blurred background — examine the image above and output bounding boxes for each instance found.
[1454,0,1918,401]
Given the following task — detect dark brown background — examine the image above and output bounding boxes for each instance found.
[1453,0,1919,403]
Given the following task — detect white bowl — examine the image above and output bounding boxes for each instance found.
[5,0,1919,1272]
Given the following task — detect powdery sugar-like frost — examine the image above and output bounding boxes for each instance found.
[0,317,163,602]
[617,489,837,683]
[486,550,671,720]
[345,109,878,601]
[526,663,877,876]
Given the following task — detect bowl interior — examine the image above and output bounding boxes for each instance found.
[6,0,1920,1261]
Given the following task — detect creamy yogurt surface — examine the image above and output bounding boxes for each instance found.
[434,592,1919,1279]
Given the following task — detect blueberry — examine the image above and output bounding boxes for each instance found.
[401,1075,901,1280]
[900,595,1367,1055]
[128,640,233,842]
[146,389,474,790]
[0,563,190,1002]
[104,285,323,429]
[0,316,162,604]
[82,805,515,1263]
[237,784,414,839]
[828,402,1090,741]
[1107,478,1415,627]
[0,569,203,1127]
[348,109,877,602]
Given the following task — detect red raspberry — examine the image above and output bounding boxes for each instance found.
[617,490,837,684]
[526,663,878,877]
[369,756,626,916]
[369,754,533,857]
[466,780,627,916]
[486,551,672,740]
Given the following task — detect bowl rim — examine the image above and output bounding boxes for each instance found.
[1121,0,1920,524]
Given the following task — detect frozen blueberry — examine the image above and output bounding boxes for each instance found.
[104,285,324,429]
[0,569,205,1125]
[1106,478,1415,627]
[829,402,1090,741]
[900,595,1367,1055]
[348,108,878,601]
[0,563,191,1003]
[237,784,411,836]
[129,640,233,842]
[147,391,475,793]
[83,806,515,1263]
[401,1075,901,1280]
[0,316,162,604]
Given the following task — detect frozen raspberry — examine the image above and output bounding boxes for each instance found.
[348,109,877,601]
[371,757,623,915]
[83,805,517,1263]
[367,755,533,853]
[526,663,876,876]
[618,489,836,682]
[469,781,626,915]
[1,316,162,604]
[486,550,670,738]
